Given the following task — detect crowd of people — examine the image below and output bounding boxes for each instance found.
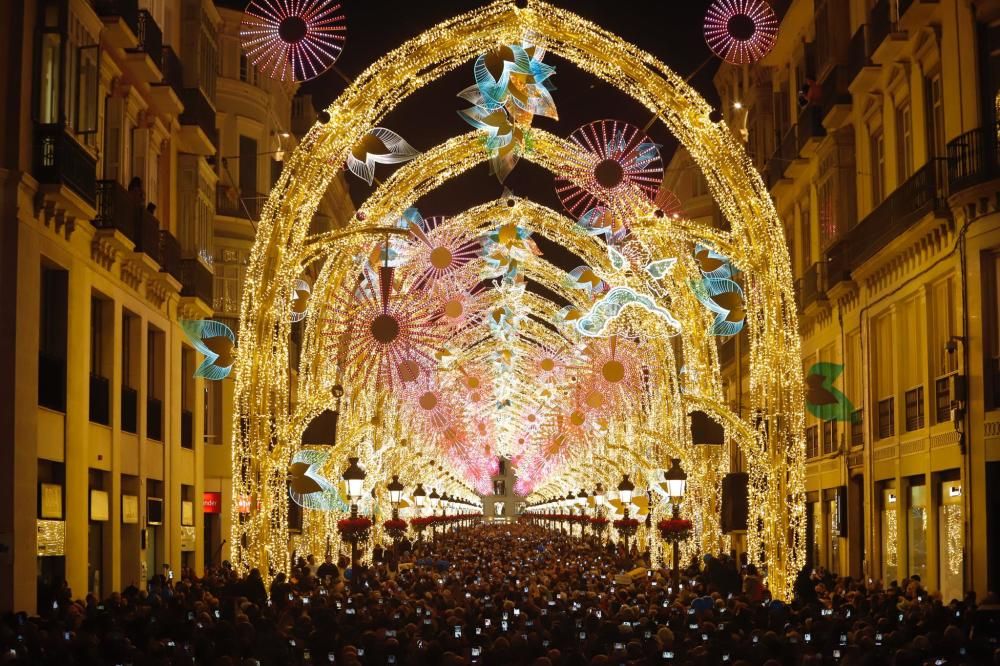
[2,522,998,665]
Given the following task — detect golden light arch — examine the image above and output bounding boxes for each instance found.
[233,0,806,598]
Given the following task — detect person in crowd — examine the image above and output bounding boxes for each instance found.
[1,523,996,665]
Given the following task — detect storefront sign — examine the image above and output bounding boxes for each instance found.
[90,490,109,522]
[40,483,63,519]
[203,492,222,514]
[122,495,139,524]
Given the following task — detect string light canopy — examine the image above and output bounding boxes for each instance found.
[240,0,347,82]
[232,0,805,601]
[703,0,778,65]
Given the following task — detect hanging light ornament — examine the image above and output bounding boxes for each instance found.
[399,208,481,289]
[326,243,445,390]
[240,0,346,82]
[554,120,663,220]
[703,0,778,66]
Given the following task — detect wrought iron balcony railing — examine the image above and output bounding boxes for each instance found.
[33,124,98,205]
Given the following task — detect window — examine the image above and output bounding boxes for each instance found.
[985,253,1000,410]
[878,397,895,439]
[239,135,258,196]
[935,377,953,423]
[806,425,819,458]
[851,410,864,446]
[926,73,945,159]
[239,52,258,85]
[36,30,61,124]
[89,296,110,425]
[39,266,68,412]
[907,481,928,581]
[881,487,898,585]
[930,278,958,377]
[799,196,812,273]
[204,380,222,443]
[213,261,243,315]
[896,101,913,181]
[822,419,837,454]
[817,152,838,247]
[871,128,885,205]
[904,386,925,431]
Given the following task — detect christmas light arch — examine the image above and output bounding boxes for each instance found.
[233,0,806,599]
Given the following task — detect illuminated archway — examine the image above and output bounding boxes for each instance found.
[233,0,805,598]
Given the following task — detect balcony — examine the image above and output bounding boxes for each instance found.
[797,106,826,155]
[794,262,828,313]
[847,25,879,92]
[92,0,139,49]
[93,180,161,260]
[826,159,949,286]
[147,45,184,117]
[216,184,265,221]
[121,9,163,83]
[179,88,217,155]
[819,65,853,129]
[32,124,97,207]
[158,230,183,283]
[897,0,939,31]
[179,258,213,306]
[869,0,907,64]
[946,122,1000,194]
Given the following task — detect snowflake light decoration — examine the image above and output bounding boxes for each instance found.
[240,0,346,82]
[704,0,778,66]
[555,120,663,220]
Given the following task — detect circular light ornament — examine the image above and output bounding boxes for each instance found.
[240,0,346,82]
[704,0,778,65]
[555,120,663,220]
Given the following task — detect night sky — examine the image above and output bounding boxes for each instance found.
[225,0,722,269]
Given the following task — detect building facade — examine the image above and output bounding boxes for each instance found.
[709,0,1000,599]
[0,0,349,614]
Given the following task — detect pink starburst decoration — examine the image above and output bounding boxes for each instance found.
[240,0,346,82]
[555,120,663,220]
[401,213,482,289]
[704,0,778,66]
[326,266,445,391]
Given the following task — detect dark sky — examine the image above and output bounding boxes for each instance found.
[227,0,723,268]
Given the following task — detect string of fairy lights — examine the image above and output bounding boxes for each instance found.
[230,0,806,600]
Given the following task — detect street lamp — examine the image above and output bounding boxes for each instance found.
[342,457,367,586]
[429,488,440,541]
[664,458,688,503]
[618,473,636,552]
[387,474,404,519]
[342,458,366,517]
[577,489,589,537]
[663,458,688,591]
[413,483,426,514]
[618,474,635,511]
[594,484,605,509]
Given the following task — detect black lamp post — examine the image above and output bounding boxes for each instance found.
[429,488,440,541]
[618,473,635,551]
[413,483,426,542]
[663,458,688,592]
[387,474,404,558]
[342,457,366,589]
